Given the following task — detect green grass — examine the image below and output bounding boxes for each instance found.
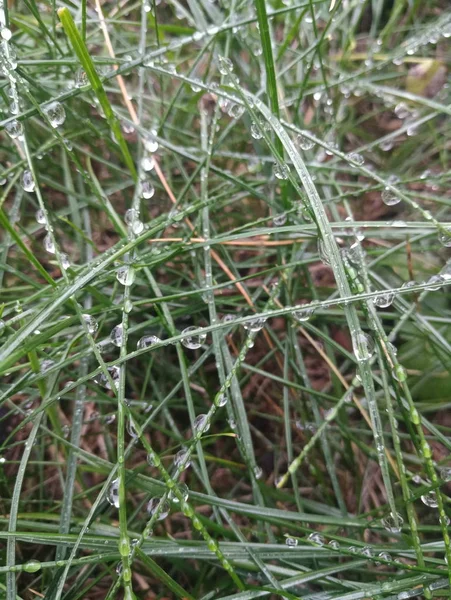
[1,0,451,599]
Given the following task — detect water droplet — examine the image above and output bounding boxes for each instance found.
[308,532,325,545]
[141,155,155,171]
[1,28,12,41]
[378,551,392,562]
[107,478,120,508]
[351,332,375,362]
[243,316,266,332]
[380,139,394,151]
[346,152,364,165]
[75,68,88,88]
[361,546,375,558]
[295,133,315,151]
[373,291,394,308]
[43,233,55,254]
[147,497,170,520]
[285,537,298,547]
[250,121,263,139]
[421,491,438,507]
[253,465,263,480]
[328,540,340,549]
[174,448,191,470]
[440,467,451,482]
[82,314,98,335]
[193,413,210,435]
[137,335,161,349]
[272,212,287,226]
[124,299,133,313]
[110,323,123,347]
[425,274,444,291]
[181,326,206,349]
[140,178,155,199]
[22,169,35,192]
[293,303,316,322]
[61,253,71,270]
[381,187,401,206]
[35,209,46,224]
[43,101,66,128]
[23,560,42,573]
[0,456,6,464]
[116,266,136,286]
[438,228,451,247]
[394,102,411,119]
[143,132,159,153]
[127,418,138,438]
[228,103,245,119]
[222,314,236,324]
[125,208,144,234]
[215,392,228,407]
[218,56,233,74]
[171,482,189,503]
[5,119,23,139]
[273,162,290,180]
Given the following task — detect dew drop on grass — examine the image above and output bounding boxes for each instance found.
[124,299,133,313]
[181,326,206,349]
[1,27,12,41]
[381,187,401,206]
[107,478,120,508]
[250,122,263,139]
[378,551,392,562]
[35,209,46,224]
[440,467,451,481]
[215,393,227,407]
[147,497,170,520]
[22,170,35,192]
[308,532,325,545]
[137,335,161,349]
[293,304,316,322]
[373,291,394,308]
[23,560,42,573]
[222,314,236,324]
[82,314,98,335]
[273,162,290,180]
[43,101,66,128]
[438,228,451,247]
[171,482,189,503]
[127,418,138,438]
[140,179,155,199]
[116,266,136,286]
[141,155,155,171]
[5,119,23,139]
[380,139,394,151]
[61,253,71,270]
[421,491,438,508]
[346,152,364,165]
[43,233,55,254]
[295,133,315,150]
[328,540,340,549]
[174,448,191,470]
[351,332,375,362]
[75,68,88,87]
[243,316,266,332]
[110,323,123,347]
[425,274,444,291]
[272,212,287,226]
[218,55,233,74]
[285,537,298,548]
[228,103,245,119]
[361,546,374,558]
[193,413,210,434]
